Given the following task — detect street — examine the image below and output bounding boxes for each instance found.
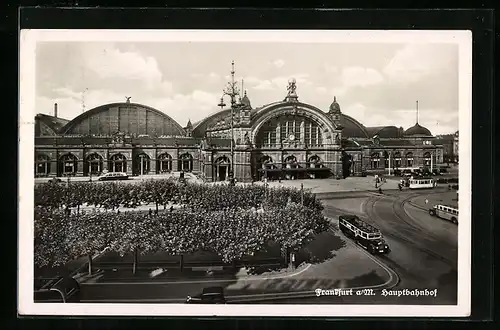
[75,188,458,305]
[316,189,457,305]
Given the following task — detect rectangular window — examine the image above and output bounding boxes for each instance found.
[294,120,301,140]
[270,129,276,145]
[311,126,318,145]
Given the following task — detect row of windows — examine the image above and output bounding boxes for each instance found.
[436,205,459,215]
[340,220,382,239]
[259,117,322,146]
[409,179,434,184]
[35,153,194,176]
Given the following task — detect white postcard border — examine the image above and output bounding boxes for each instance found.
[19,29,472,317]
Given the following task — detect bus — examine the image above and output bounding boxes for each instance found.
[339,215,390,254]
[408,177,436,189]
[429,204,458,224]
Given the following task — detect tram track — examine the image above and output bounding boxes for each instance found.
[392,194,457,252]
[364,195,456,269]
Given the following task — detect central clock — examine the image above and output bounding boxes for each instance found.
[289,134,295,141]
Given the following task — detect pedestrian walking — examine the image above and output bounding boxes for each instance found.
[149,208,152,216]
[425,199,429,205]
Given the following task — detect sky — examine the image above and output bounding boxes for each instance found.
[35,41,459,135]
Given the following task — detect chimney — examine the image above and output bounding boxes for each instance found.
[54,103,58,118]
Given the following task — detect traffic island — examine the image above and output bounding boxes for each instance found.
[408,191,458,211]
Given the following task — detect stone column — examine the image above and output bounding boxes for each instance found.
[150,150,157,174]
[77,150,84,176]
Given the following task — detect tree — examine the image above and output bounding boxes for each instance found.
[34,208,72,268]
[65,212,121,275]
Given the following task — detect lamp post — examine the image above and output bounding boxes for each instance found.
[430,150,434,173]
[218,61,241,181]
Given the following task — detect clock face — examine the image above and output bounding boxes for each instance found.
[289,134,295,141]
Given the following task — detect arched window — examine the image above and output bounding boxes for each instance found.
[179,153,193,172]
[85,153,103,175]
[259,155,275,169]
[284,155,298,169]
[371,153,380,169]
[255,115,323,147]
[59,153,78,176]
[109,154,127,173]
[423,152,431,167]
[214,156,230,181]
[157,153,172,173]
[393,152,402,168]
[406,152,414,167]
[134,153,150,175]
[308,155,323,168]
[35,154,51,177]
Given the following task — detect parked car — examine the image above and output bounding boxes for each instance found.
[186,286,226,304]
[49,177,62,183]
[393,169,402,176]
[432,168,442,176]
[97,172,129,181]
[34,276,80,303]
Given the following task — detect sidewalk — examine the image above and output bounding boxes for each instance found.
[242,177,400,194]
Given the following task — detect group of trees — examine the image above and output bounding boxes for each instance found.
[34,179,324,213]
[34,179,328,273]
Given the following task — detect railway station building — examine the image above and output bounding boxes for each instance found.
[35,80,445,182]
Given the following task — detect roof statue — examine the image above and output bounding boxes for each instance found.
[284,78,298,102]
[125,96,131,104]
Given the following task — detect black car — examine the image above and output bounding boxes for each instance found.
[34,276,81,303]
[186,286,226,304]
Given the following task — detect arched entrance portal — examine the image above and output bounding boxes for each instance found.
[341,151,353,178]
[109,154,127,173]
[157,153,172,173]
[35,154,51,177]
[85,153,103,176]
[178,153,193,172]
[283,155,299,180]
[58,153,78,176]
[214,156,230,181]
[258,155,278,181]
[134,153,151,175]
[308,155,330,179]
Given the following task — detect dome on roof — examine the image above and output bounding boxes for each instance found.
[240,91,251,107]
[329,96,341,113]
[404,123,432,136]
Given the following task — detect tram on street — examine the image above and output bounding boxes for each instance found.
[408,177,436,190]
[429,204,459,224]
[339,215,390,254]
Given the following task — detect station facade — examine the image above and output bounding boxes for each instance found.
[35,80,445,182]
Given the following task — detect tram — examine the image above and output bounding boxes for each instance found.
[339,215,390,254]
[408,177,436,190]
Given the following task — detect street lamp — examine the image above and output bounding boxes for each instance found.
[218,61,241,182]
